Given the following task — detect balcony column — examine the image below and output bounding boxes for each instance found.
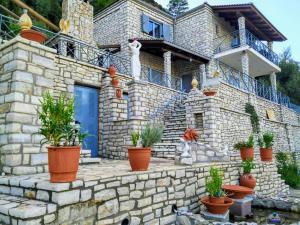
[200,63,207,89]
[270,72,278,102]
[268,41,273,50]
[164,51,172,88]
[238,16,247,45]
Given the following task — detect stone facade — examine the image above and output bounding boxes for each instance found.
[0,160,289,225]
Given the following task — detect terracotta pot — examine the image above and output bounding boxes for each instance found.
[111,78,119,87]
[204,91,217,96]
[48,146,80,183]
[201,196,234,214]
[108,65,116,77]
[209,196,225,204]
[240,173,256,189]
[260,148,273,162]
[222,185,253,199]
[240,147,254,161]
[128,147,151,171]
[20,29,47,43]
[116,88,122,99]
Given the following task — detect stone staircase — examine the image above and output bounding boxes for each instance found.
[152,98,187,159]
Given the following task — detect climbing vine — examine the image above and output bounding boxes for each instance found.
[245,103,260,134]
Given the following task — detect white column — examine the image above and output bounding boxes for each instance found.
[268,41,273,50]
[200,64,207,89]
[238,17,246,45]
[163,51,172,88]
[270,72,278,101]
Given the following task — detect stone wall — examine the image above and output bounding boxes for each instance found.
[0,161,289,225]
[0,37,57,175]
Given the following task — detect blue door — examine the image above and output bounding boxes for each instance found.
[182,74,193,92]
[74,86,99,157]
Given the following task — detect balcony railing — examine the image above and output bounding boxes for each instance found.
[217,61,298,110]
[0,14,56,44]
[214,29,279,65]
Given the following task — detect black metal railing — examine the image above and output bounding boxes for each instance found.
[0,14,56,44]
[214,29,279,65]
[218,61,292,107]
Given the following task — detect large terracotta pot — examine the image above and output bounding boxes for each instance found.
[20,29,47,43]
[240,173,256,189]
[204,91,217,96]
[128,147,151,171]
[209,196,225,204]
[108,65,116,77]
[201,196,234,214]
[48,146,80,183]
[260,148,273,162]
[222,185,253,199]
[240,147,254,161]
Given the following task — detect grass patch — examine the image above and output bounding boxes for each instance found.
[275,152,300,189]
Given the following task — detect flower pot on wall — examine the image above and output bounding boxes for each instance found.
[48,146,80,183]
[209,196,225,204]
[116,88,122,99]
[240,147,254,161]
[203,91,217,96]
[128,147,151,171]
[260,148,273,162]
[111,78,119,87]
[20,29,47,43]
[108,65,116,78]
[240,173,256,189]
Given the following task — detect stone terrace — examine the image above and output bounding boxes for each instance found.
[0,159,289,225]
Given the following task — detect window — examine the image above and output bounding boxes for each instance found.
[148,20,162,38]
[148,68,164,86]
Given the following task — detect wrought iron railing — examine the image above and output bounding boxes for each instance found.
[0,14,56,44]
[149,90,187,120]
[214,29,279,65]
[218,61,292,107]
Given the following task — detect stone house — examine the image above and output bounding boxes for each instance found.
[0,0,299,175]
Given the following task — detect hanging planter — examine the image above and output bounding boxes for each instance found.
[234,135,254,161]
[116,88,122,99]
[108,65,117,78]
[258,132,274,162]
[111,77,119,87]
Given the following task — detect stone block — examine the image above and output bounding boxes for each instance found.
[31,153,48,165]
[94,189,116,202]
[97,199,119,220]
[36,190,49,201]
[120,200,135,211]
[13,71,33,83]
[52,190,80,206]
[80,189,92,202]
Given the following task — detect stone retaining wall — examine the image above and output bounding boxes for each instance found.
[0,161,289,225]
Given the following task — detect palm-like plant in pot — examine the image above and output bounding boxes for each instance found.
[38,92,87,183]
[258,132,274,162]
[240,158,256,189]
[234,135,254,161]
[201,167,234,214]
[128,124,163,171]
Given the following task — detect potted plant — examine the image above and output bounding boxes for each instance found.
[38,92,87,183]
[240,158,256,189]
[234,135,254,161]
[258,132,274,162]
[127,125,163,171]
[203,87,217,96]
[201,167,234,214]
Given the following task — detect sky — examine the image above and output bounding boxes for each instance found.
[155,0,300,62]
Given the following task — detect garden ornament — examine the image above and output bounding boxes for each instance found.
[129,39,142,80]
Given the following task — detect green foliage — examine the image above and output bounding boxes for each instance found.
[258,132,274,148]
[205,167,224,197]
[242,158,255,174]
[8,23,21,34]
[141,124,163,148]
[245,103,260,133]
[38,91,87,147]
[234,135,254,150]
[168,0,189,17]
[276,152,300,188]
[131,131,140,147]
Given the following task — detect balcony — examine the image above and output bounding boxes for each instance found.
[214,29,280,76]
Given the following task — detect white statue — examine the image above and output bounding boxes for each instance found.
[180,138,191,158]
[129,39,142,80]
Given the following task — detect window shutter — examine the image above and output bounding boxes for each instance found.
[162,24,171,42]
[142,14,150,34]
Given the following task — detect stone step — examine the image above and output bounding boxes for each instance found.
[79,158,101,164]
[0,193,57,224]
